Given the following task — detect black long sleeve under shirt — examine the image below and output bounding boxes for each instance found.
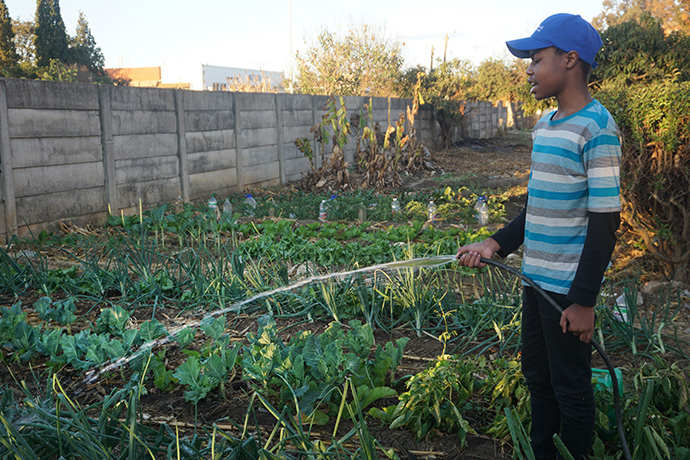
[491,206,619,308]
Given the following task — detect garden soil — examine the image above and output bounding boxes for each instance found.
[135,135,688,459]
[7,134,690,460]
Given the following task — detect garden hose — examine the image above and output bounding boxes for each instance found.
[478,257,633,460]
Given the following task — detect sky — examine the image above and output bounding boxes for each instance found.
[7,0,608,76]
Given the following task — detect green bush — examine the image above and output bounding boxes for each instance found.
[596,80,690,281]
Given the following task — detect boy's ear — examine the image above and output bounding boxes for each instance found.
[565,51,580,69]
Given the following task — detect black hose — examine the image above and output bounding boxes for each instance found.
[479,257,632,460]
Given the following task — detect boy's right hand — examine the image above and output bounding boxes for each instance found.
[456,238,501,268]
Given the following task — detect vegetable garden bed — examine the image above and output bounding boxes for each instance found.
[1,138,689,460]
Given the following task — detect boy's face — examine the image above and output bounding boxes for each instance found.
[526,47,569,101]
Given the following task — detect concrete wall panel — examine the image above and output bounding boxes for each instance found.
[183,91,234,110]
[283,142,306,161]
[8,109,100,138]
[111,110,177,135]
[5,79,99,110]
[189,169,238,197]
[185,129,235,154]
[115,156,179,184]
[113,133,178,160]
[284,125,313,143]
[243,162,280,187]
[117,177,180,209]
[11,136,102,168]
[239,109,276,129]
[110,86,175,111]
[284,156,310,176]
[16,187,105,225]
[15,163,104,197]
[240,127,277,149]
[187,149,236,174]
[185,110,234,132]
[282,110,313,127]
[282,94,312,110]
[242,145,278,167]
[237,92,275,111]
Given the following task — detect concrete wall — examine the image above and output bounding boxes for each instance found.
[0,78,529,241]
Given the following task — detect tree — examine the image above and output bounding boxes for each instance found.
[70,11,104,72]
[593,12,690,84]
[398,58,475,147]
[472,58,527,102]
[12,19,35,64]
[0,0,19,70]
[593,0,690,35]
[294,23,404,96]
[592,3,690,281]
[34,0,70,67]
[597,81,690,282]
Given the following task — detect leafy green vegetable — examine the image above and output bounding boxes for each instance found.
[60,330,128,370]
[138,319,168,342]
[95,306,131,337]
[33,297,78,325]
[241,317,407,422]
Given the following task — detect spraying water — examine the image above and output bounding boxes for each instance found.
[84,254,457,384]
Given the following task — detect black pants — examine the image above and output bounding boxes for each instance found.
[521,286,595,460]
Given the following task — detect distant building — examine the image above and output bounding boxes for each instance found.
[107,66,163,87]
[105,64,284,91]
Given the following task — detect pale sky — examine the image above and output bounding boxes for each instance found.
[8,0,607,75]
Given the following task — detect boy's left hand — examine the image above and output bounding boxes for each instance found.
[560,304,595,343]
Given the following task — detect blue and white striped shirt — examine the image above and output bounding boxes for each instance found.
[523,100,621,294]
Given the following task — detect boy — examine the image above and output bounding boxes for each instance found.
[456,13,621,460]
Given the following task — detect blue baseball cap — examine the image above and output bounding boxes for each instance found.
[506,13,603,68]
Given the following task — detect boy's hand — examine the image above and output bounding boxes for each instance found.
[560,304,595,343]
[456,238,501,268]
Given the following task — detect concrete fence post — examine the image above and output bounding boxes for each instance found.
[275,93,285,184]
[0,80,17,240]
[233,93,244,191]
[174,90,190,202]
[98,85,118,213]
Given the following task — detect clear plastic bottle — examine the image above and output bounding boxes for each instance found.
[391,197,401,217]
[478,200,489,226]
[244,194,257,217]
[175,196,184,213]
[208,195,220,220]
[319,199,328,222]
[329,195,337,220]
[427,200,437,222]
[357,205,367,222]
[222,198,232,215]
[474,196,486,221]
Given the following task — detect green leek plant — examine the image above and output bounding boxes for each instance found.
[386,267,448,337]
[504,406,535,460]
[0,242,32,297]
[599,278,688,359]
[0,373,160,460]
[443,267,522,357]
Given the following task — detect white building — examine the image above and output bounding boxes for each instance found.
[162,64,284,91]
[106,64,284,91]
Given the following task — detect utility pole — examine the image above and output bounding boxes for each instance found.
[288,0,294,93]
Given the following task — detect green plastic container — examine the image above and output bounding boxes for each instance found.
[592,367,624,396]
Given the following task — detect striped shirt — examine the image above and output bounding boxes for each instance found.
[523,100,621,294]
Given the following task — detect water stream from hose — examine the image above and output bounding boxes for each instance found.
[84,254,457,384]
